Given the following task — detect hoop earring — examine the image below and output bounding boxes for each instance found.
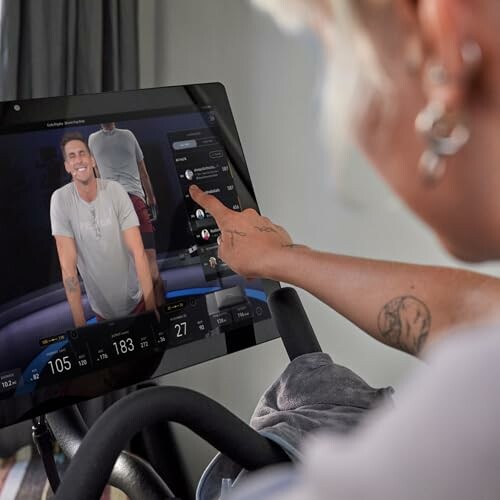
[415,100,470,185]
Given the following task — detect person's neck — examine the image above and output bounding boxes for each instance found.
[75,177,98,202]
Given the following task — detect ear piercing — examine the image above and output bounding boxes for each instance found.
[415,100,470,184]
[415,39,482,186]
[460,40,482,68]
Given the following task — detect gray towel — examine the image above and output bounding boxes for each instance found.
[250,352,393,456]
[196,352,393,499]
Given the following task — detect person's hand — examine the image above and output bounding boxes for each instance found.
[189,184,300,278]
[148,203,159,222]
[144,295,160,322]
[146,194,158,221]
[145,192,156,205]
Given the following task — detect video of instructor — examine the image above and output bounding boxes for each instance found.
[0,108,271,399]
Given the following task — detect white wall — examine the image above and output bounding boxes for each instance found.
[138,0,500,486]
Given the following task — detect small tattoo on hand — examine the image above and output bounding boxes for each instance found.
[255,226,277,233]
[226,229,247,247]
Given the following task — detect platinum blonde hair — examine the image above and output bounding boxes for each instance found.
[251,0,391,171]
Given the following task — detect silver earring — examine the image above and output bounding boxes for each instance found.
[461,40,482,69]
[415,40,481,186]
[415,100,470,185]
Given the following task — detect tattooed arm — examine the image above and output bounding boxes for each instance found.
[266,251,500,355]
[54,235,86,328]
[190,185,500,356]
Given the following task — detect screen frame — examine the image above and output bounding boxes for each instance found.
[0,83,281,427]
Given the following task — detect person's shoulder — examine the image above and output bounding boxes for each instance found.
[51,182,73,201]
[101,179,128,196]
[100,178,119,190]
[88,130,101,141]
[50,184,75,217]
[117,128,136,139]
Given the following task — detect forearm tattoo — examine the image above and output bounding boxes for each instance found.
[377,296,431,354]
[64,276,80,294]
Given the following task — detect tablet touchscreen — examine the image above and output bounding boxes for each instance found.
[0,83,280,427]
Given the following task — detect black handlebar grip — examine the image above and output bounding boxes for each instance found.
[268,287,322,361]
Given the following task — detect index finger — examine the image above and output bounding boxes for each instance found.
[189,184,232,221]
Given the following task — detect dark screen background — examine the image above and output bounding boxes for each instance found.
[0,112,211,305]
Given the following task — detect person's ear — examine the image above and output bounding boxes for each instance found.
[418,0,482,110]
[411,0,483,184]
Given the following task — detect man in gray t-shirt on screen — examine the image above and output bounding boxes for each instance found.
[50,132,155,326]
[88,123,165,307]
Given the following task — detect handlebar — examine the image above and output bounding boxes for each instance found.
[46,406,174,499]
[54,386,290,500]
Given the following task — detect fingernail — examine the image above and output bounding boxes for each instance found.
[189,185,199,194]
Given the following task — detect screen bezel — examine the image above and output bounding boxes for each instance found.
[0,83,281,427]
